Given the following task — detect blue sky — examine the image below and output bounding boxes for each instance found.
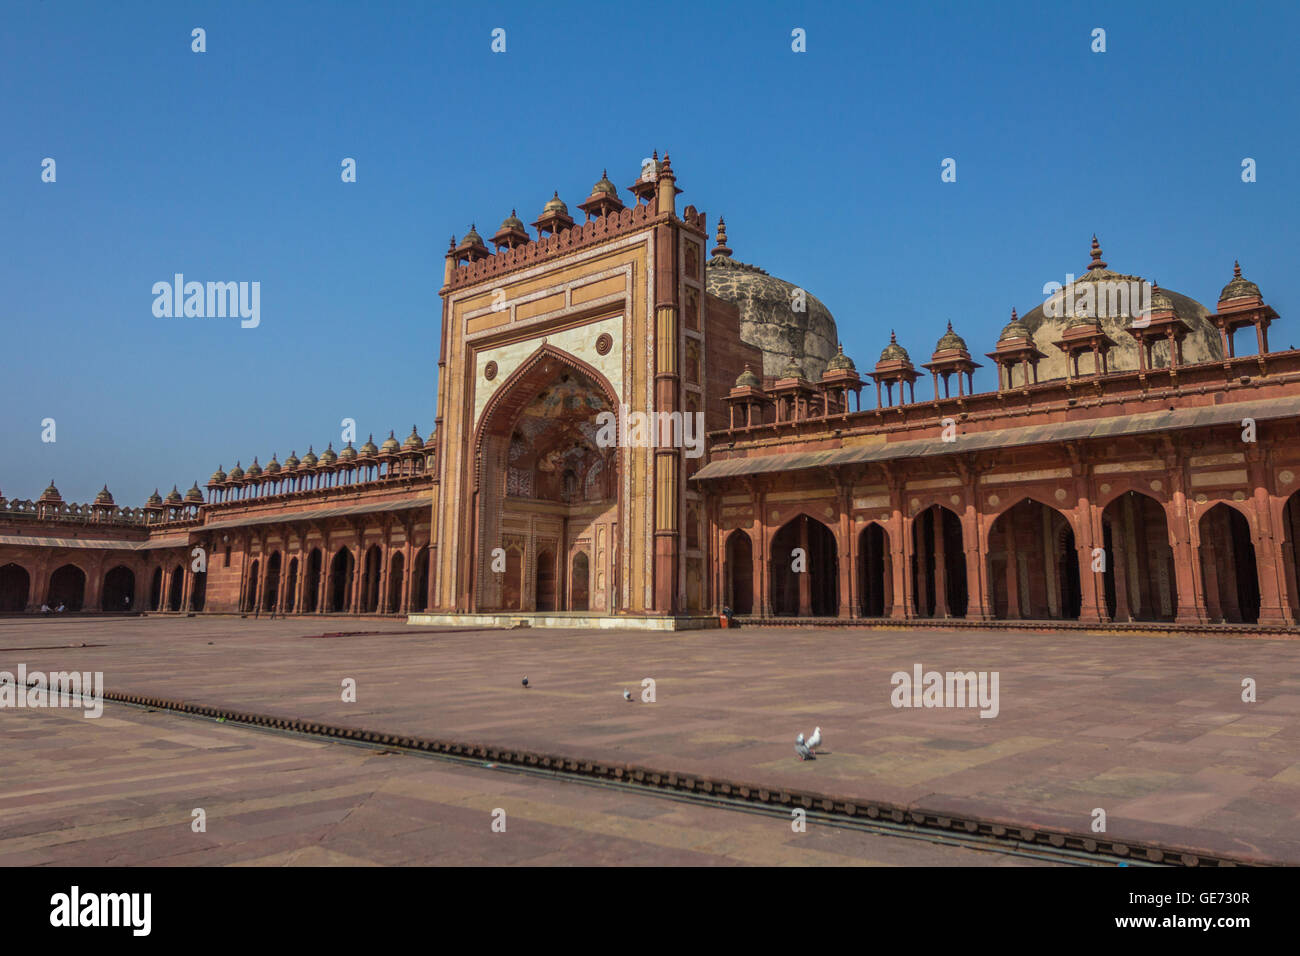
[2,0,1297,505]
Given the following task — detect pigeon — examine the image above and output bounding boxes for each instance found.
[623,689,633,701]
[521,676,529,688]
[807,726,822,753]
[795,733,814,761]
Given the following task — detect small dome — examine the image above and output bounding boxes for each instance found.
[735,365,762,388]
[301,447,319,467]
[499,209,526,232]
[319,443,338,465]
[284,451,299,469]
[542,192,568,216]
[779,357,804,379]
[592,170,617,197]
[456,224,486,250]
[339,441,358,462]
[39,480,62,502]
[403,425,423,450]
[265,454,281,474]
[1142,281,1178,319]
[246,457,263,478]
[825,343,856,372]
[1066,311,1102,329]
[360,434,379,457]
[185,482,204,503]
[208,465,227,484]
[228,461,245,480]
[879,330,910,363]
[380,430,401,454]
[424,427,437,449]
[146,488,163,506]
[1219,261,1261,303]
[999,308,1030,342]
[935,321,966,352]
[165,485,183,504]
[94,485,114,506]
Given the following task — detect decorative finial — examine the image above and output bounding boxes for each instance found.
[947,320,954,331]
[1233,260,1242,279]
[890,329,898,342]
[1088,235,1107,271]
[711,216,732,257]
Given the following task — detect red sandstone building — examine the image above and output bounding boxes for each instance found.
[3,156,1298,630]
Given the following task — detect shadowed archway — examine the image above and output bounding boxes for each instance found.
[769,514,838,616]
[857,523,890,617]
[1198,504,1259,624]
[1101,491,1176,622]
[988,499,1080,620]
[0,563,30,612]
[724,529,753,615]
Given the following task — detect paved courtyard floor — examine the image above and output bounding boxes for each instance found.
[2,616,1299,864]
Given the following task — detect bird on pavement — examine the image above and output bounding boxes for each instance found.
[807,726,822,753]
[795,733,814,761]
[521,676,529,688]
[623,689,633,701]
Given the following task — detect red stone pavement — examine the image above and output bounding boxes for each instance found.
[2,616,1298,863]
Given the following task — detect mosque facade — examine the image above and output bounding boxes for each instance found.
[3,155,1299,629]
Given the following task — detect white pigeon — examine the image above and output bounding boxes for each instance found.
[807,726,822,753]
[623,689,633,701]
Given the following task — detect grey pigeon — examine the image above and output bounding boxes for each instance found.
[521,676,529,688]
[795,733,814,761]
[623,689,633,701]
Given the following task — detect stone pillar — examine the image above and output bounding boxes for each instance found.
[914,509,929,617]
[1247,450,1292,626]
[888,473,910,619]
[838,482,853,618]
[1112,515,1132,622]
[797,517,812,616]
[960,464,991,621]
[1201,529,1224,623]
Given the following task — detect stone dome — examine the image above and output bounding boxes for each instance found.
[209,465,227,484]
[879,331,910,363]
[185,482,204,503]
[735,365,762,388]
[381,431,401,454]
[360,435,379,457]
[1219,261,1261,304]
[1017,237,1222,379]
[94,485,114,505]
[826,343,856,372]
[705,220,838,380]
[403,425,423,450]
[935,321,966,352]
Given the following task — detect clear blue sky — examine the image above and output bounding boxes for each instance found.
[2,0,1297,505]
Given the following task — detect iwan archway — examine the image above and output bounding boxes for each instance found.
[471,346,620,614]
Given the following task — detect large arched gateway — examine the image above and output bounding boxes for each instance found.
[472,347,619,613]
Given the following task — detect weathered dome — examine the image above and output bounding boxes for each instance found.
[935,321,966,352]
[705,219,838,380]
[339,441,357,462]
[185,482,204,503]
[94,485,114,505]
[228,462,245,480]
[319,444,338,465]
[301,447,318,467]
[40,480,62,502]
[380,431,401,454]
[209,465,227,484]
[284,451,299,470]
[879,331,910,363]
[403,425,423,450]
[542,192,568,216]
[165,485,183,504]
[146,488,163,506]
[246,458,263,478]
[735,365,762,388]
[826,343,856,372]
[265,454,281,474]
[592,170,618,197]
[1219,261,1261,303]
[999,309,1031,342]
[779,357,805,380]
[360,434,379,457]
[1017,237,1222,379]
[499,210,526,232]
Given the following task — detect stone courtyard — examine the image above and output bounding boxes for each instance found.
[3,616,1299,865]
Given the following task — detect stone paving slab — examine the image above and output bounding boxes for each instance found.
[2,616,1298,862]
[0,703,1031,866]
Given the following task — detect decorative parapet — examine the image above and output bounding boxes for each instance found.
[446,204,707,292]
